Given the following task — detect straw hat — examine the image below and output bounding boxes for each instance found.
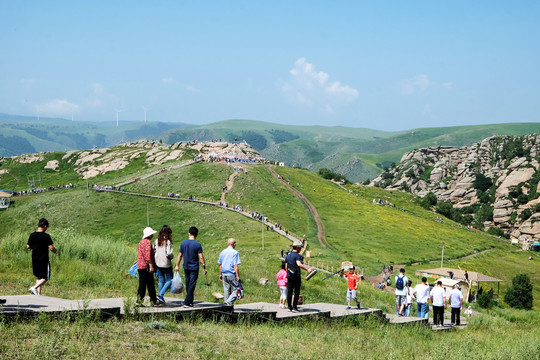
[291,240,303,248]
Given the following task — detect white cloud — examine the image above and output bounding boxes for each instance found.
[401,74,431,95]
[162,77,176,84]
[283,57,358,112]
[442,82,454,89]
[38,99,79,116]
[185,84,201,93]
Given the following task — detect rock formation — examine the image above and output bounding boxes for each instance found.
[370,134,540,245]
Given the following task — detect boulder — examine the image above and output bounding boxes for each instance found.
[44,160,59,171]
[496,168,536,197]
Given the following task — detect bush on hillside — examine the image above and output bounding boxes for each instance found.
[473,173,493,192]
[504,274,533,310]
[487,226,506,237]
[318,168,349,184]
[517,193,529,205]
[519,208,532,221]
[477,292,494,308]
[420,192,437,209]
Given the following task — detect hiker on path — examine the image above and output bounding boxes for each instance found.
[175,226,207,308]
[344,266,362,310]
[218,238,241,306]
[430,280,446,326]
[137,227,159,306]
[395,268,408,316]
[405,280,415,316]
[285,240,313,312]
[414,277,431,319]
[27,218,57,296]
[276,262,288,308]
[448,284,463,325]
[154,225,174,304]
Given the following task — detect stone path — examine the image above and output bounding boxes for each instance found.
[0,295,466,331]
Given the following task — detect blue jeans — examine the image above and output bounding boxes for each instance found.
[405,303,412,316]
[183,268,199,306]
[156,266,173,298]
[417,302,429,319]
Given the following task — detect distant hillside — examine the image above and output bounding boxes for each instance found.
[0,113,185,156]
[161,120,540,183]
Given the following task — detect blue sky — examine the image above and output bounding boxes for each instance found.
[1,1,539,130]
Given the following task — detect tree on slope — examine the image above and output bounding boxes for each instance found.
[504,273,533,310]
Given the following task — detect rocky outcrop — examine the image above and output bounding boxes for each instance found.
[370,134,540,244]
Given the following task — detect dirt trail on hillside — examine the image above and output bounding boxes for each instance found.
[268,166,329,248]
[221,170,239,203]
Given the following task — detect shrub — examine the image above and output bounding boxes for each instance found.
[318,168,349,184]
[504,274,533,310]
[517,193,529,205]
[420,192,437,209]
[487,226,505,237]
[473,173,493,192]
[519,208,532,221]
[477,292,493,308]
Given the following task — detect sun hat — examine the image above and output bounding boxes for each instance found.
[290,240,303,248]
[143,227,157,239]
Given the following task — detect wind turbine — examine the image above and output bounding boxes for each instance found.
[142,107,150,123]
[114,108,123,127]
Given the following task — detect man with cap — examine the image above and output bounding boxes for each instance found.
[285,240,313,312]
[448,284,463,325]
[137,226,159,306]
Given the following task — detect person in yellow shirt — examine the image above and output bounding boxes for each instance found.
[344,266,362,310]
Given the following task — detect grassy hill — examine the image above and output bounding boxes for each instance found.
[0,147,539,359]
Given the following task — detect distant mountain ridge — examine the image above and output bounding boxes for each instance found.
[160,119,540,183]
[0,113,185,157]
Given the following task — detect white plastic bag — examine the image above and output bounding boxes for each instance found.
[171,271,184,294]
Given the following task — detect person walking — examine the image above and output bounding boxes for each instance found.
[414,277,431,319]
[448,284,463,325]
[395,268,408,316]
[276,262,288,308]
[430,280,446,326]
[344,266,362,310]
[154,225,174,304]
[405,280,415,316]
[218,238,241,306]
[285,240,313,312]
[175,226,207,308]
[27,218,57,296]
[137,227,159,306]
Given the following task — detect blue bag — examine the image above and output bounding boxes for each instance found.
[128,262,138,277]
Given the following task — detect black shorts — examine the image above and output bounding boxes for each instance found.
[33,262,50,281]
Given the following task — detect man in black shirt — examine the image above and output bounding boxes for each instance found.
[285,240,313,312]
[27,218,57,295]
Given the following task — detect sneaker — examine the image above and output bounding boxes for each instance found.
[152,301,162,307]
[346,306,352,310]
[29,287,38,296]
[157,296,165,304]
[292,309,299,313]
[357,303,361,309]
[288,308,293,312]
[155,298,164,306]
[135,302,145,307]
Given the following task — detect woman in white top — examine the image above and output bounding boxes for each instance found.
[405,280,415,316]
[154,225,174,303]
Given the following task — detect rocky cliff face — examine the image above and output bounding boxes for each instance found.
[370,135,540,245]
[3,140,264,180]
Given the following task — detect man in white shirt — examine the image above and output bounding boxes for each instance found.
[414,277,431,319]
[448,284,463,325]
[430,280,446,326]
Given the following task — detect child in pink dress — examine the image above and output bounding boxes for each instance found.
[276,262,288,308]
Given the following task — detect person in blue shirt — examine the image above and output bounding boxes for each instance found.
[174,227,207,307]
[218,238,241,306]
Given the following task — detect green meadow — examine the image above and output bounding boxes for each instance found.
[0,158,539,359]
